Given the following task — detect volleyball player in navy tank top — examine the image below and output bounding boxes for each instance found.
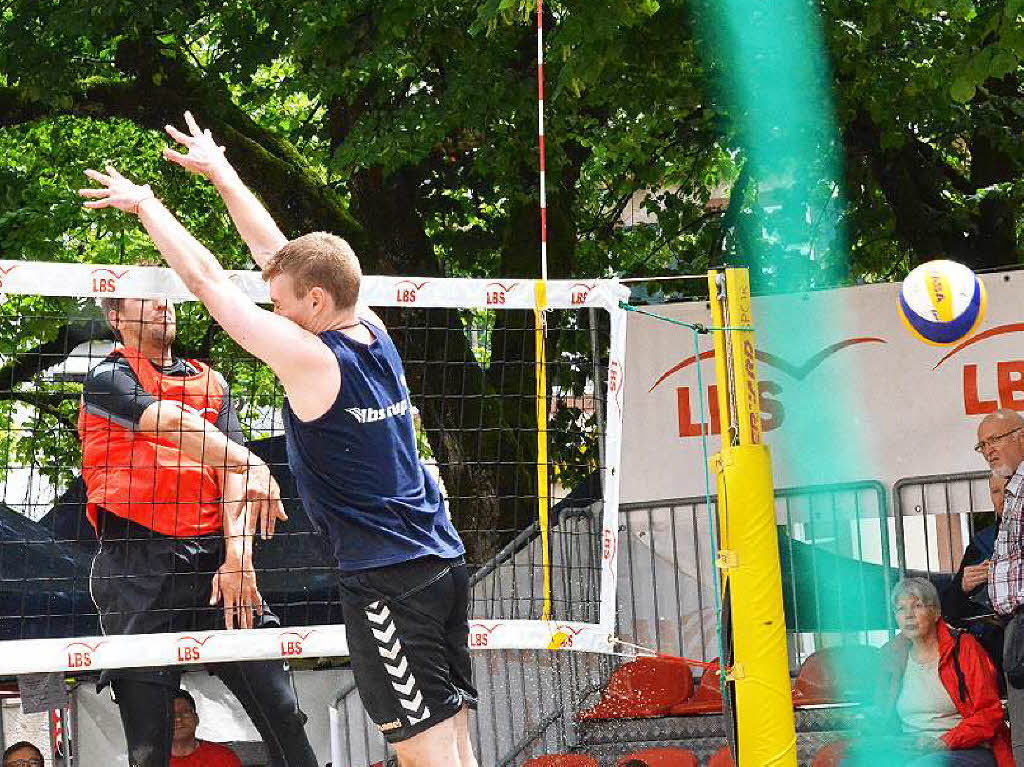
[81,111,479,767]
[282,322,464,572]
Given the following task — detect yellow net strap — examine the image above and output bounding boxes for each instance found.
[534,281,552,621]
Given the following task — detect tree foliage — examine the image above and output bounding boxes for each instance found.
[0,0,1021,547]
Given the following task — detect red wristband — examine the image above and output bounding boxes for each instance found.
[131,195,157,216]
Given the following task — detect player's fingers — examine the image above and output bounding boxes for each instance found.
[105,164,125,181]
[267,501,282,538]
[162,148,193,167]
[82,200,111,209]
[78,188,109,198]
[84,168,112,185]
[258,499,273,540]
[184,110,202,136]
[164,124,192,145]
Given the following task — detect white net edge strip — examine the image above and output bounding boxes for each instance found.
[0,260,621,311]
[0,261,628,672]
[4,621,619,676]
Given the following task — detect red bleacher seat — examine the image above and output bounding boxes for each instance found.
[615,746,699,766]
[576,657,694,721]
[810,741,847,767]
[707,746,735,767]
[667,659,722,715]
[791,645,881,707]
[523,756,600,767]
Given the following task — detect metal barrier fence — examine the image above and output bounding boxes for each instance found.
[618,480,893,669]
[893,470,996,582]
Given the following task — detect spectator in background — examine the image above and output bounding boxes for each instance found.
[941,472,1007,683]
[170,689,242,767]
[978,408,1024,763]
[2,742,43,767]
[840,578,1010,766]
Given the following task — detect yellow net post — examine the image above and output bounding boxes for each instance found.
[708,268,796,767]
[534,280,553,621]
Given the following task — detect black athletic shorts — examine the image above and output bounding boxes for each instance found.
[90,509,279,689]
[339,554,477,743]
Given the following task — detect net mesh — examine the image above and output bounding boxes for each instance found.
[0,268,626,673]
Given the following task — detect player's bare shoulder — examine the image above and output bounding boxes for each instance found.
[278,330,342,422]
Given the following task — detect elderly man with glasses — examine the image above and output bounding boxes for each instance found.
[977,408,1024,762]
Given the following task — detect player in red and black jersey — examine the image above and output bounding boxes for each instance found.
[80,295,317,767]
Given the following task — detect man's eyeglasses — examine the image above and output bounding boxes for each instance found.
[975,427,1024,453]
[5,759,45,767]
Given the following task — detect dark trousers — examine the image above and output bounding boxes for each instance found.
[112,660,318,767]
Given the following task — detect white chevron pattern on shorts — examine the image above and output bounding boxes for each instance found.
[372,622,397,644]
[400,691,424,712]
[379,636,403,661]
[367,603,392,626]
[365,601,432,728]
[407,709,431,725]
[393,675,417,696]
[384,656,408,678]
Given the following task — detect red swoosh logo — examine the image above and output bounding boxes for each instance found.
[486,282,519,293]
[470,623,499,634]
[278,630,315,641]
[64,641,104,652]
[932,323,1024,370]
[396,280,428,290]
[177,635,212,647]
[91,268,129,279]
[649,338,886,392]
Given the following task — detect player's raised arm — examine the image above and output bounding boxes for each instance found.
[163,111,287,268]
[79,166,337,407]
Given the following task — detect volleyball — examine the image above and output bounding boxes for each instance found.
[897,260,987,346]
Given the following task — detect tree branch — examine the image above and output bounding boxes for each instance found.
[0,50,363,251]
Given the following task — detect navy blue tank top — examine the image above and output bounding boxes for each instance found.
[282,321,465,572]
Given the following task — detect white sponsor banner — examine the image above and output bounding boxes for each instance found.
[0,260,625,312]
[0,621,615,675]
[621,271,1024,503]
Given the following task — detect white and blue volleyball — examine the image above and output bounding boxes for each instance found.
[898,260,987,346]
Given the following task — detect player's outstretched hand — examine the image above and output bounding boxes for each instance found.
[79,166,156,215]
[164,111,231,184]
[245,460,288,539]
[211,559,264,630]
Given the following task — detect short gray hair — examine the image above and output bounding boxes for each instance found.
[891,577,940,612]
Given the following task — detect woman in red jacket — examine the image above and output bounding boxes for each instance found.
[842,577,1012,766]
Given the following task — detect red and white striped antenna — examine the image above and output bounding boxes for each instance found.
[537,0,548,281]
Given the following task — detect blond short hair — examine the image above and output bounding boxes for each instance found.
[263,232,361,310]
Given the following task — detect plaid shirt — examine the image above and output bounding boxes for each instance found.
[989,462,1024,614]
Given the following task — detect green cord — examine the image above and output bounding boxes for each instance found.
[618,299,736,699]
[691,327,730,705]
[618,301,753,333]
